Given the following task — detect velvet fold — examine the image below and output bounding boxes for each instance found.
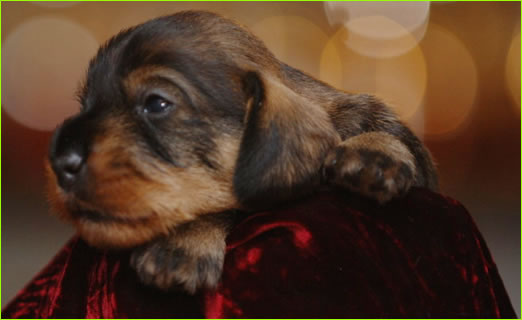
[3,188,516,318]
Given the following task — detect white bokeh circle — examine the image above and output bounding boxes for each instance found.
[2,17,99,131]
[324,2,430,58]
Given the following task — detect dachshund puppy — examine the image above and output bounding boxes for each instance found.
[47,11,438,293]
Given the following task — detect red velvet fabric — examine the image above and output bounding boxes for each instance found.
[3,188,516,318]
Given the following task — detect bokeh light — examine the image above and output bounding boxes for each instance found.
[323,2,430,58]
[250,15,329,79]
[505,30,520,109]
[375,45,427,123]
[320,27,427,129]
[2,17,99,131]
[420,25,478,138]
[31,2,79,8]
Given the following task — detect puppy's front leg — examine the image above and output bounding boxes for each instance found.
[130,212,236,294]
[323,132,416,204]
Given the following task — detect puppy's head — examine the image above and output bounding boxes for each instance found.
[46,11,339,248]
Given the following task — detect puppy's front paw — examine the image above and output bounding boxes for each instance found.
[130,234,225,294]
[323,145,414,203]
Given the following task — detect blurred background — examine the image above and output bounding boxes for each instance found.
[1,1,520,314]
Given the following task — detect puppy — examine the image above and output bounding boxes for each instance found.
[47,11,438,294]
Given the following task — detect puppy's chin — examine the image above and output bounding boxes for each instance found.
[73,214,167,248]
[50,197,170,249]
[45,161,169,248]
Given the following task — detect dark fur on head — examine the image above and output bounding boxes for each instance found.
[47,11,437,292]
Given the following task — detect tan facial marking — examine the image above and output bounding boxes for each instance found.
[47,112,242,248]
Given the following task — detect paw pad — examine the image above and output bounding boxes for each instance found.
[323,146,414,203]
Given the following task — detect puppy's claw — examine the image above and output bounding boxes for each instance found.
[323,145,414,203]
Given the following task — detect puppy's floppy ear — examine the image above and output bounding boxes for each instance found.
[234,71,340,209]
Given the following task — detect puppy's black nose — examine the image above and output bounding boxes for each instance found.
[53,149,86,191]
[49,114,93,192]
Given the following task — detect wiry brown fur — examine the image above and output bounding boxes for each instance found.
[47,10,437,293]
[131,212,236,293]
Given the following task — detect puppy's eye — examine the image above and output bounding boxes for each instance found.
[143,95,173,114]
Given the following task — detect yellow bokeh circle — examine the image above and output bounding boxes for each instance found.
[320,27,427,128]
